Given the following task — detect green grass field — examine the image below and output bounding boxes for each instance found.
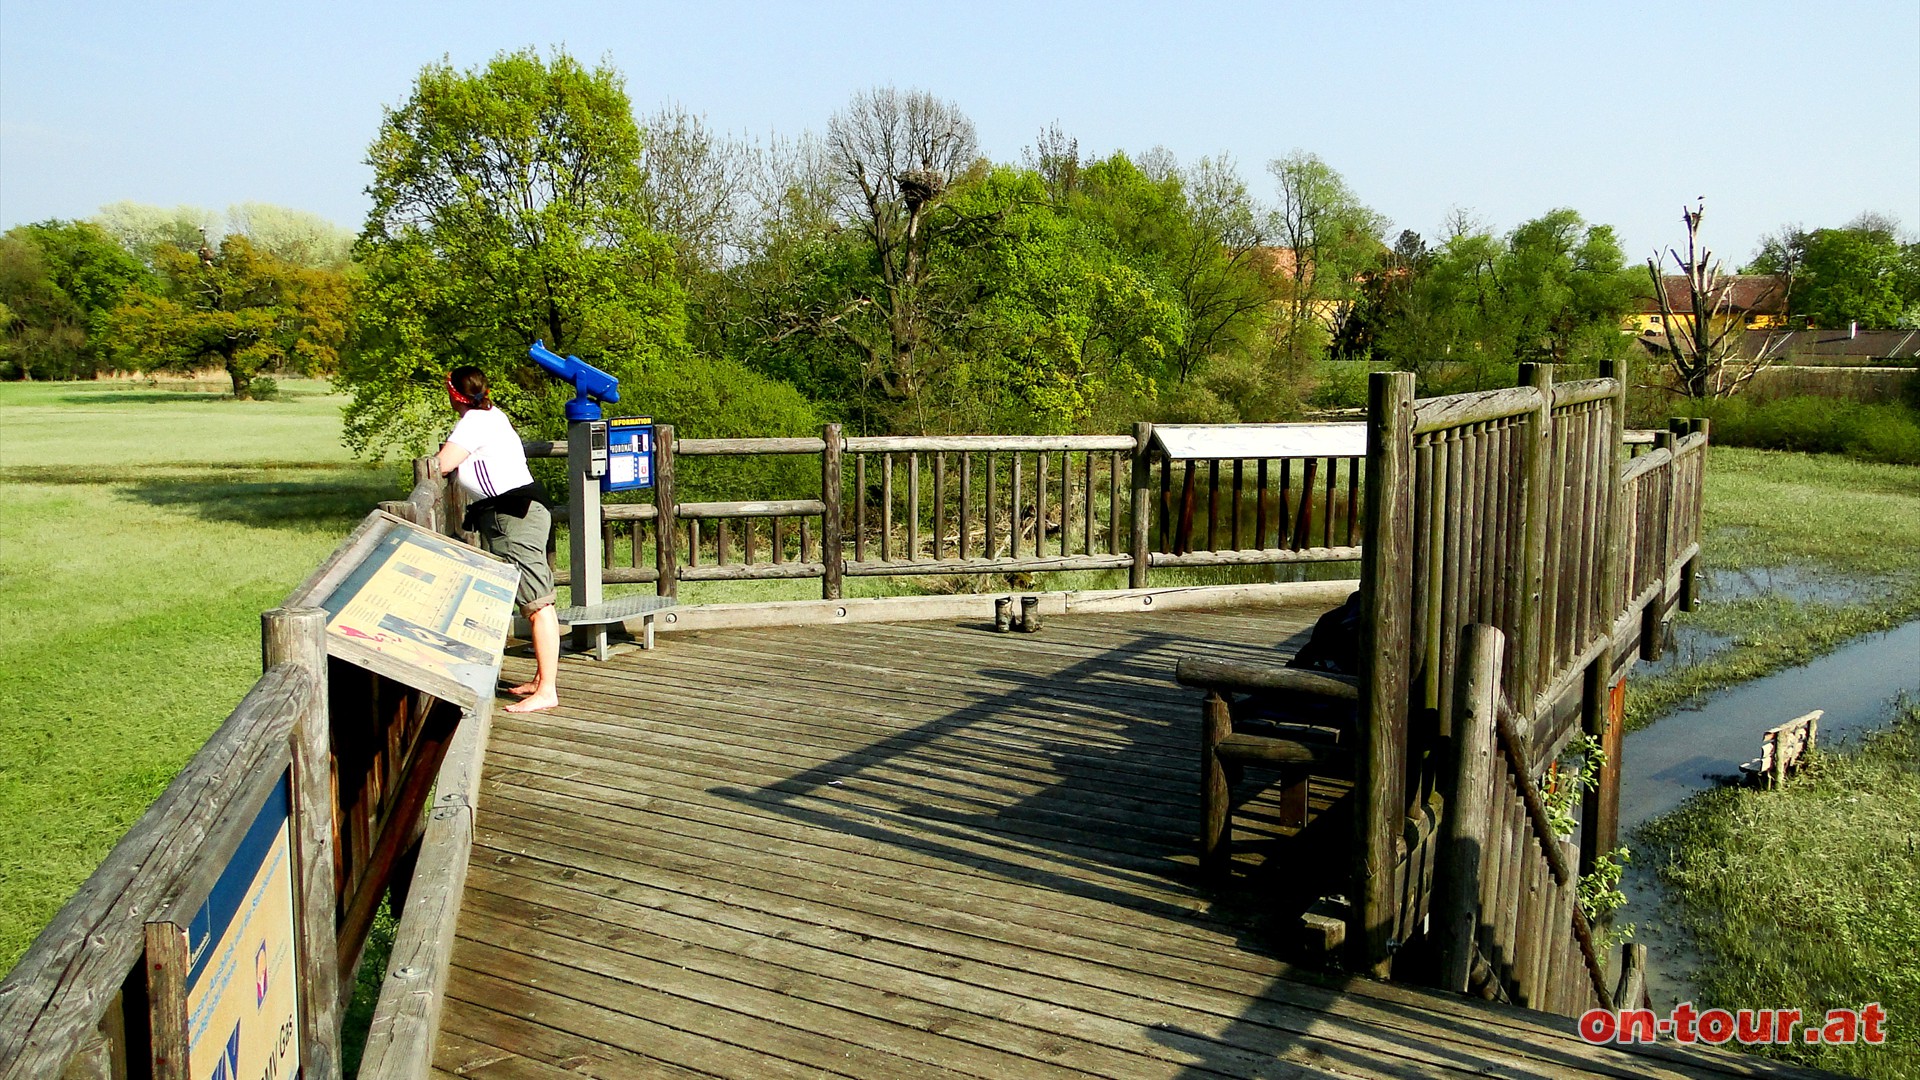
[0,378,402,971]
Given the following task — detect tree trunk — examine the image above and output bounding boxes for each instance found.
[227,360,252,400]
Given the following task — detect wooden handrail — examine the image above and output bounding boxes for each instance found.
[0,663,318,1080]
[1174,658,1360,700]
[1495,703,1615,1011]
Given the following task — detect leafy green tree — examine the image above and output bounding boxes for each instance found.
[105,235,348,398]
[1748,216,1920,329]
[0,220,152,379]
[1266,152,1387,375]
[1376,210,1635,389]
[344,48,690,457]
[932,166,1183,431]
[1796,222,1915,329]
[1070,151,1273,385]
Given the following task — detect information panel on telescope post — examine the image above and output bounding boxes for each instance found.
[603,415,655,492]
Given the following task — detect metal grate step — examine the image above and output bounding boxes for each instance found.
[556,594,676,626]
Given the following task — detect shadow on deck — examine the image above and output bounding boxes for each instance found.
[433,604,1800,1080]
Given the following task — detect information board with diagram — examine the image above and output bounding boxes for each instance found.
[316,515,519,708]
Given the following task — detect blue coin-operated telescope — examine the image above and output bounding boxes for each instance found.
[528,339,634,658]
[528,340,620,422]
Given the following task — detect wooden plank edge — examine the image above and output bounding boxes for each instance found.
[354,696,494,1080]
[623,580,1360,636]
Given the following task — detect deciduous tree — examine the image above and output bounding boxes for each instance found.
[823,86,979,419]
[1266,152,1387,374]
[105,235,347,398]
[0,220,151,379]
[345,47,689,456]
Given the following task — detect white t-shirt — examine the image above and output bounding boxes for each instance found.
[446,407,536,501]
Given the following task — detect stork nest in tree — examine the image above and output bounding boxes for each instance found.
[896,170,944,212]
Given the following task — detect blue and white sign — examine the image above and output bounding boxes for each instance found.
[603,416,655,492]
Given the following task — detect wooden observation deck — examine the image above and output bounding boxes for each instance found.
[427,606,1811,1080]
[5,369,1836,1080]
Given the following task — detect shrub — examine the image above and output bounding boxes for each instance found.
[1686,395,1920,465]
[612,352,824,502]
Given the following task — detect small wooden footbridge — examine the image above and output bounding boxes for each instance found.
[4,368,1833,1079]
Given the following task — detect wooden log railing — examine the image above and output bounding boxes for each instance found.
[1150,450,1366,565]
[1337,368,1707,1002]
[0,469,498,1080]
[536,422,1366,602]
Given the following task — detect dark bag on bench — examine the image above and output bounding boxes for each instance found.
[1287,590,1362,677]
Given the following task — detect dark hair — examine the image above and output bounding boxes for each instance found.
[448,366,492,409]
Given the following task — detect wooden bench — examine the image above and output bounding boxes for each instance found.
[1174,658,1359,874]
[1738,709,1821,789]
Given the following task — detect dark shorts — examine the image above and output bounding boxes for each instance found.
[472,501,556,616]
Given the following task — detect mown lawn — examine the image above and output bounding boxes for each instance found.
[0,378,401,972]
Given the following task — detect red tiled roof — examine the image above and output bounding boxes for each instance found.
[1637,274,1789,316]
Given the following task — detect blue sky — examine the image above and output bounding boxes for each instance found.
[3,1,1915,264]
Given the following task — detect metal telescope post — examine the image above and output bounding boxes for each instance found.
[529,342,618,659]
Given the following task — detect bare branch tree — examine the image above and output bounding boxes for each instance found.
[1647,200,1768,398]
[824,86,979,409]
[638,103,754,271]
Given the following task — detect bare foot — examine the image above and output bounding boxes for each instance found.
[504,691,558,713]
[506,681,539,697]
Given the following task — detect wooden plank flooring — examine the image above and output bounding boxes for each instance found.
[434,604,1821,1080]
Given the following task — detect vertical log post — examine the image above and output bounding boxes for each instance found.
[1130,422,1153,589]
[653,425,678,599]
[1516,364,1555,706]
[1199,690,1233,876]
[411,456,445,534]
[1614,942,1648,1010]
[1580,371,1628,881]
[821,424,843,600]
[1435,623,1501,993]
[1352,370,1416,978]
[262,606,340,1080]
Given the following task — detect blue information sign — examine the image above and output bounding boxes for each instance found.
[603,416,655,492]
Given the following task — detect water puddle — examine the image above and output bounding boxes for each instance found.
[1621,618,1920,832]
[1701,564,1883,607]
[1615,617,1920,1007]
[1633,626,1734,679]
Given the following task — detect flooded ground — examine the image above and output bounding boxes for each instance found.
[1615,615,1920,1007]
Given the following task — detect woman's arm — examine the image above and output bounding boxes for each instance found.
[435,441,469,474]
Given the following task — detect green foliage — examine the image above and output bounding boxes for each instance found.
[1685,395,1920,465]
[1638,700,1920,1078]
[1266,151,1388,377]
[1578,846,1632,949]
[345,47,689,457]
[0,220,151,379]
[1361,210,1636,389]
[105,235,349,398]
[0,379,396,972]
[621,350,823,501]
[1750,218,1920,329]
